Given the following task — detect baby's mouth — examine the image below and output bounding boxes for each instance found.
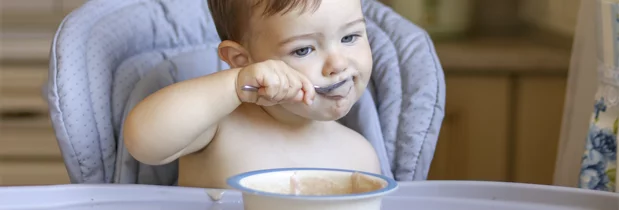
[315,78,350,95]
[322,82,353,100]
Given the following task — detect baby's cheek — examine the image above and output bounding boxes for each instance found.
[354,81,366,98]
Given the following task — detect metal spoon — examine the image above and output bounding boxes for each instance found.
[241,79,348,94]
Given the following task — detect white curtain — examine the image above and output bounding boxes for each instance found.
[555,0,618,192]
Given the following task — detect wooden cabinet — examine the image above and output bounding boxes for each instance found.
[0,0,83,186]
[514,77,567,184]
[430,76,511,181]
[0,116,69,186]
[428,38,571,185]
[429,75,567,184]
[0,65,70,186]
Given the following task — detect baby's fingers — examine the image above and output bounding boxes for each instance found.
[299,76,315,105]
[255,96,277,106]
[292,91,304,103]
[281,73,303,103]
[271,71,289,102]
[264,73,281,101]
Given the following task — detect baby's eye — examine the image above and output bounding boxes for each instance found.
[291,47,313,57]
[341,34,360,44]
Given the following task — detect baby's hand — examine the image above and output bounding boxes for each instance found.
[236,60,316,106]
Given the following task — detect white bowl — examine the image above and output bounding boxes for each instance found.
[226,168,399,210]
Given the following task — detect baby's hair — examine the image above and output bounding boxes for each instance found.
[207,0,322,42]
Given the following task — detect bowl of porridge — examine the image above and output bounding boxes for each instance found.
[226,168,398,210]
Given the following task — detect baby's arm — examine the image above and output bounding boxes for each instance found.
[123,68,242,165]
[123,60,314,166]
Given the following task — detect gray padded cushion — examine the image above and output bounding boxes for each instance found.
[48,0,220,183]
[361,2,445,180]
[47,0,445,183]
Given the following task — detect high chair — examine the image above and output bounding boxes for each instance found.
[45,0,446,185]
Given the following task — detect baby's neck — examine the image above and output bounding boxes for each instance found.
[260,105,316,127]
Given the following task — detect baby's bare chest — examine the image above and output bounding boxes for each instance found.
[179,110,377,188]
[178,121,373,188]
[208,123,364,166]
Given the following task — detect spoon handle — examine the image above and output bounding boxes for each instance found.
[241,85,321,92]
[241,78,347,93]
[241,85,260,92]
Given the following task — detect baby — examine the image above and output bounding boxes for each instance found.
[122,0,380,189]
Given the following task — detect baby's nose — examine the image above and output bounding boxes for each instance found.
[322,53,348,76]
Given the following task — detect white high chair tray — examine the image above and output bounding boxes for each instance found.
[0,181,616,210]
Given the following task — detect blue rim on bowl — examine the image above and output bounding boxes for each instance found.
[226,168,399,200]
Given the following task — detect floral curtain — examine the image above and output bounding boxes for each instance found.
[579,0,619,193]
[580,97,617,191]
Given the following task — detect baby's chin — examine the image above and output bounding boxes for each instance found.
[291,106,353,121]
[284,89,359,121]
[310,102,354,121]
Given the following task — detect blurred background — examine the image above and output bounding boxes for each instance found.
[0,0,578,186]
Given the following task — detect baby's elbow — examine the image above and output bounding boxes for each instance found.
[124,144,151,166]
[124,139,169,166]
[127,145,179,166]
[123,118,168,166]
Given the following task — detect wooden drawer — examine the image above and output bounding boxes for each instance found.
[0,65,49,113]
[429,76,511,181]
[0,161,69,186]
[0,116,68,186]
[0,112,68,186]
[0,33,54,63]
[0,117,60,158]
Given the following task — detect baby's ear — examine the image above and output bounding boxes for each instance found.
[218,40,250,68]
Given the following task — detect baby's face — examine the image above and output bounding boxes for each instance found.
[246,0,372,121]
